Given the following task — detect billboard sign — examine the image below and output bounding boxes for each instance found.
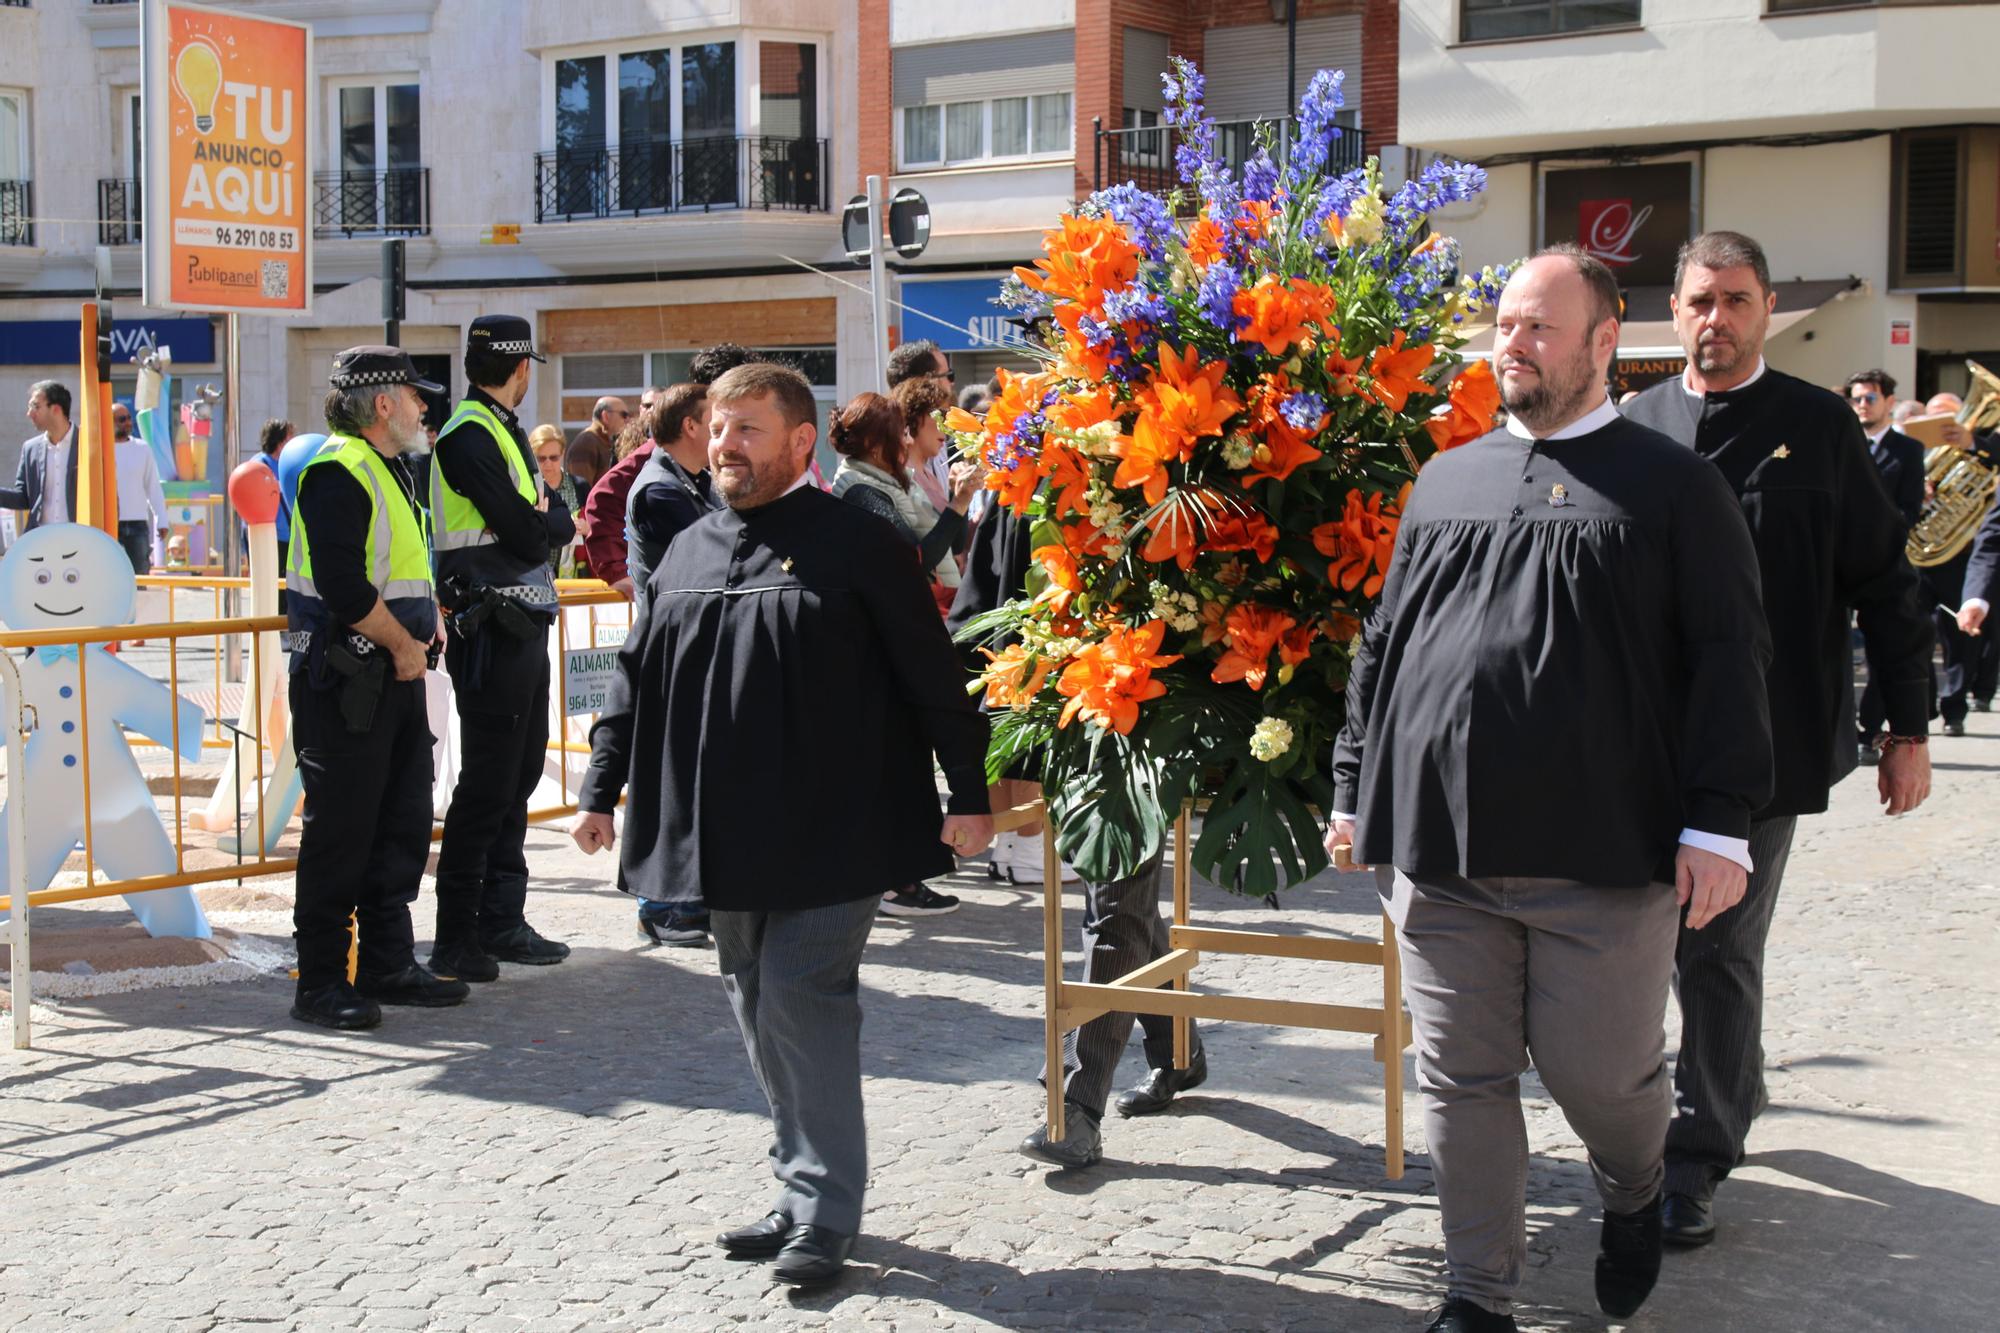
[142,0,313,312]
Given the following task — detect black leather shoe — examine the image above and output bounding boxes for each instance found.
[1113,1045,1208,1117]
[1018,1102,1103,1168]
[717,1209,794,1257]
[1661,1191,1716,1248]
[771,1224,853,1287]
[355,964,470,1007]
[290,982,382,1031]
[481,924,571,965]
[1423,1295,1519,1332]
[1596,1195,1663,1318]
[1945,718,1968,737]
[427,941,500,983]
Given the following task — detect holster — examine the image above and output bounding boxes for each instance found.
[325,642,388,734]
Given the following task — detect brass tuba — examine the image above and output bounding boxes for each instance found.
[1906,360,2000,568]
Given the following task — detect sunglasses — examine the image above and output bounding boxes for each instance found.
[1849,392,1881,405]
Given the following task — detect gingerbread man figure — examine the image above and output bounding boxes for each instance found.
[0,525,209,938]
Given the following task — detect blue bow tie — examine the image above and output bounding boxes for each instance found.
[32,644,78,665]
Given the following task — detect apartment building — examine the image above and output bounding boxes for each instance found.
[868,0,1400,390]
[1400,0,2000,398]
[0,0,860,486]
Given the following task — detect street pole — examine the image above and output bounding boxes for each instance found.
[222,310,243,682]
[867,174,890,389]
[382,238,405,347]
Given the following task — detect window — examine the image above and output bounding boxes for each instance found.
[1459,0,1640,43]
[0,89,28,245]
[329,80,422,232]
[897,92,1071,169]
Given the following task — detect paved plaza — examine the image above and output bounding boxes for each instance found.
[2,717,1997,1331]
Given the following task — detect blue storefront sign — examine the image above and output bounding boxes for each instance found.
[899,277,1031,353]
[0,316,218,366]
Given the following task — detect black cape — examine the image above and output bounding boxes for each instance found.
[1332,416,1774,887]
[1623,367,1933,813]
[581,485,990,912]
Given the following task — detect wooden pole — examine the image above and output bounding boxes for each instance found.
[1043,820,1064,1140]
[1172,801,1192,1071]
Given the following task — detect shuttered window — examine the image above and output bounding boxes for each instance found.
[1203,16,1362,122]
[895,32,1076,170]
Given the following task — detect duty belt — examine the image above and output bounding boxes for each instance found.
[282,629,375,656]
[490,583,558,608]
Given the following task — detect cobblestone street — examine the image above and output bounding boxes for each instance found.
[2,720,1997,1332]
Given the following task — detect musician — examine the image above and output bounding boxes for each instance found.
[1622,231,1933,1252]
[1914,390,2000,733]
[1847,370,1925,761]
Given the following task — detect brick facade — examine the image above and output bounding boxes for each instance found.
[1071,0,1396,198]
[858,0,892,190]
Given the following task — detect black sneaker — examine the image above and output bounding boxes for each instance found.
[1596,1195,1663,1318]
[355,964,470,1008]
[1945,718,1968,738]
[879,885,959,917]
[291,981,382,1031]
[481,923,571,965]
[1975,698,1992,713]
[428,940,501,983]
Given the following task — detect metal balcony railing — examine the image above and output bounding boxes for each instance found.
[313,167,431,238]
[1093,116,1365,203]
[98,176,141,246]
[0,180,30,246]
[533,135,830,222]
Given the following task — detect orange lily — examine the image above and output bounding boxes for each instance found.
[1204,506,1280,563]
[1244,374,1325,484]
[1211,604,1299,691]
[1366,331,1439,413]
[1057,620,1182,734]
[1234,199,1275,240]
[978,643,1056,712]
[1118,344,1242,503]
[1185,216,1226,268]
[1014,214,1140,315]
[1310,483,1410,598]
[1232,276,1337,358]
[1033,543,1084,617]
[1040,442,1093,519]
[1422,359,1502,451]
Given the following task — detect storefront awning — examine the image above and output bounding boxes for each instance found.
[1456,277,1861,359]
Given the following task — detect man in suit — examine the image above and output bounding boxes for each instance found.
[1848,370,1926,760]
[0,381,80,532]
[1622,231,1933,1251]
[569,362,992,1289]
[1912,390,1999,735]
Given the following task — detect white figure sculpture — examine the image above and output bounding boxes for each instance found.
[0,525,209,938]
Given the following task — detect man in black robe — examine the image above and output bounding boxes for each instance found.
[570,362,993,1289]
[1623,232,1932,1250]
[1329,247,1774,1333]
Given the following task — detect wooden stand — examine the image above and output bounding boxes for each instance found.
[998,798,1412,1179]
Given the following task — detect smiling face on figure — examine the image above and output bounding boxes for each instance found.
[0,525,136,631]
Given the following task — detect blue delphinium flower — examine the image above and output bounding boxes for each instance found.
[1305,166,1368,242]
[1243,148,1280,204]
[1280,391,1326,432]
[1284,68,1346,191]
[1198,261,1245,336]
[1104,280,1168,328]
[1087,183,1174,263]
[1384,159,1487,247]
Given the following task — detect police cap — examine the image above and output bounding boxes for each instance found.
[329,345,444,394]
[466,314,547,363]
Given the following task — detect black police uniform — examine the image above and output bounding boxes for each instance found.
[429,316,575,976]
[286,346,465,1029]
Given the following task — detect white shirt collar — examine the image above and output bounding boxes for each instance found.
[1681,357,1767,397]
[1864,424,1890,446]
[1504,393,1619,442]
[44,425,71,449]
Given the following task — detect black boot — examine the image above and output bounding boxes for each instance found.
[1596,1194,1664,1318]
[355,964,470,1007]
[291,981,382,1031]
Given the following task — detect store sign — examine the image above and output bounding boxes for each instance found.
[1613,354,1687,399]
[563,645,622,717]
[1542,162,1694,289]
[0,317,216,366]
[1890,319,1913,346]
[142,0,314,313]
[898,278,1031,353]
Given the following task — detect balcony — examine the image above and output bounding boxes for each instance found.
[0,179,31,246]
[532,136,829,223]
[98,177,140,246]
[313,167,430,239]
[1093,117,1364,201]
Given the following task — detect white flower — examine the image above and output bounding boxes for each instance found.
[1222,434,1257,469]
[1341,194,1384,249]
[1248,717,1295,763]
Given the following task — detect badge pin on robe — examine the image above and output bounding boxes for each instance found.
[1772,444,1791,459]
[781,557,796,573]
[1548,483,1571,508]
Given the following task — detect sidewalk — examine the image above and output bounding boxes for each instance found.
[1,720,1996,1330]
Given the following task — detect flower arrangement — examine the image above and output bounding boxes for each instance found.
[948,60,1508,895]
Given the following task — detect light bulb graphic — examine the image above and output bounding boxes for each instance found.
[174,38,223,135]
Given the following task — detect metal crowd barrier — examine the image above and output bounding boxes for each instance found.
[0,580,634,1045]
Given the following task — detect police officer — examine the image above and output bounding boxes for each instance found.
[428,315,574,979]
[286,346,464,1030]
